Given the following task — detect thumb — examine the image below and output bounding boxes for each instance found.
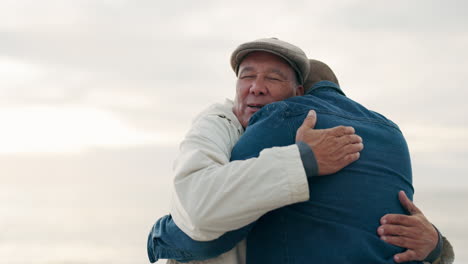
[398,190,422,215]
[301,110,317,129]
[393,249,416,263]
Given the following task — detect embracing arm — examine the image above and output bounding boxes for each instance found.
[172,107,362,242]
[149,108,362,263]
[171,105,309,241]
[378,191,455,264]
[148,102,306,263]
[147,214,252,263]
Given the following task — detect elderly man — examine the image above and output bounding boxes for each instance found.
[148,38,454,264]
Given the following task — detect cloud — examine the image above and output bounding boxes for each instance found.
[333,0,468,32]
[0,0,467,155]
[0,106,181,153]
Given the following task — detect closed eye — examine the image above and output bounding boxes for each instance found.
[266,76,283,82]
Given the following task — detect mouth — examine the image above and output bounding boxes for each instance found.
[247,104,265,109]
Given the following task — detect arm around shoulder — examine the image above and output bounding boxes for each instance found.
[170,106,309,241]
[147,214,251,263]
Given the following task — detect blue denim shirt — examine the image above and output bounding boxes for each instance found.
[147,214,251,262]
[147,81,420,264]
[231,81,419,264]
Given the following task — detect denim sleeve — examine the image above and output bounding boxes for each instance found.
[147,214,253,263]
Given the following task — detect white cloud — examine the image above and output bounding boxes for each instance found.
[403,123,468,153]
[0,57,43,88]
[0,106,181,153]
[0,0,466,176]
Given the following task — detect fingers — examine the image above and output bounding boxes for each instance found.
[378,224,418,238]
[381,228,435,263]
[380,236,422,249]
[297,120,362,175]
[330,136,363,161]
[393,250,422,263]
[380,214,417,227]
[336,134,363,145]
[379,196,438,263]
[341,142,364,155]
[343,152,360,164]
[398,190,422,215]
[330,125,355,137]
[300,110,317,129]
[330,144,363,166]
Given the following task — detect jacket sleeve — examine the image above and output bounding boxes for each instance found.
[430,235,455,264]
[147,214,251,263]
[170,110,310,241]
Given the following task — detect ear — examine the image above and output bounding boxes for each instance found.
[296,85,304,96]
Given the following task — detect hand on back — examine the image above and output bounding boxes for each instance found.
[295,110,363,175]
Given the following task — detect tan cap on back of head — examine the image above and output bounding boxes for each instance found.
[230,38,310,84]
[303,59,339,91]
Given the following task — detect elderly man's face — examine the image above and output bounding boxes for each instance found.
[233,51,304,127]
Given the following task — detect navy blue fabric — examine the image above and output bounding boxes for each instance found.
[230,81,420,264]
[147,214,252,262]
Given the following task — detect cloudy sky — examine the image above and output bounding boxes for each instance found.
[1,0,467,263]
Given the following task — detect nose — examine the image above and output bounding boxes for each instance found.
[249,78,267,96]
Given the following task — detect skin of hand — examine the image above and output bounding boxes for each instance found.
[378,191,439,263]
[295,110,364,175]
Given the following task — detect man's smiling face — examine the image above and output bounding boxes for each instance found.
[233,51,304,127]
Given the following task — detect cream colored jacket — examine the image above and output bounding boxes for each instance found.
[167,99,310,264]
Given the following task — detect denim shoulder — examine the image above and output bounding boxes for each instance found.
[368,110,402,132]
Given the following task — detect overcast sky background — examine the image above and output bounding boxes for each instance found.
[1,0,467,263]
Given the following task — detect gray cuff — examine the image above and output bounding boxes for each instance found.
[424,225,443,263]
[297,141,319,178]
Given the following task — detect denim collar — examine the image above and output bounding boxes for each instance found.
[306,80,346,96]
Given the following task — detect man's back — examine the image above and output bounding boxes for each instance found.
[231,81,419,264]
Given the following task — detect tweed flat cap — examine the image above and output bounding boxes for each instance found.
[230,38,309,84]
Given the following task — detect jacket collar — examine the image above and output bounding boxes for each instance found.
[306,80,345,96]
